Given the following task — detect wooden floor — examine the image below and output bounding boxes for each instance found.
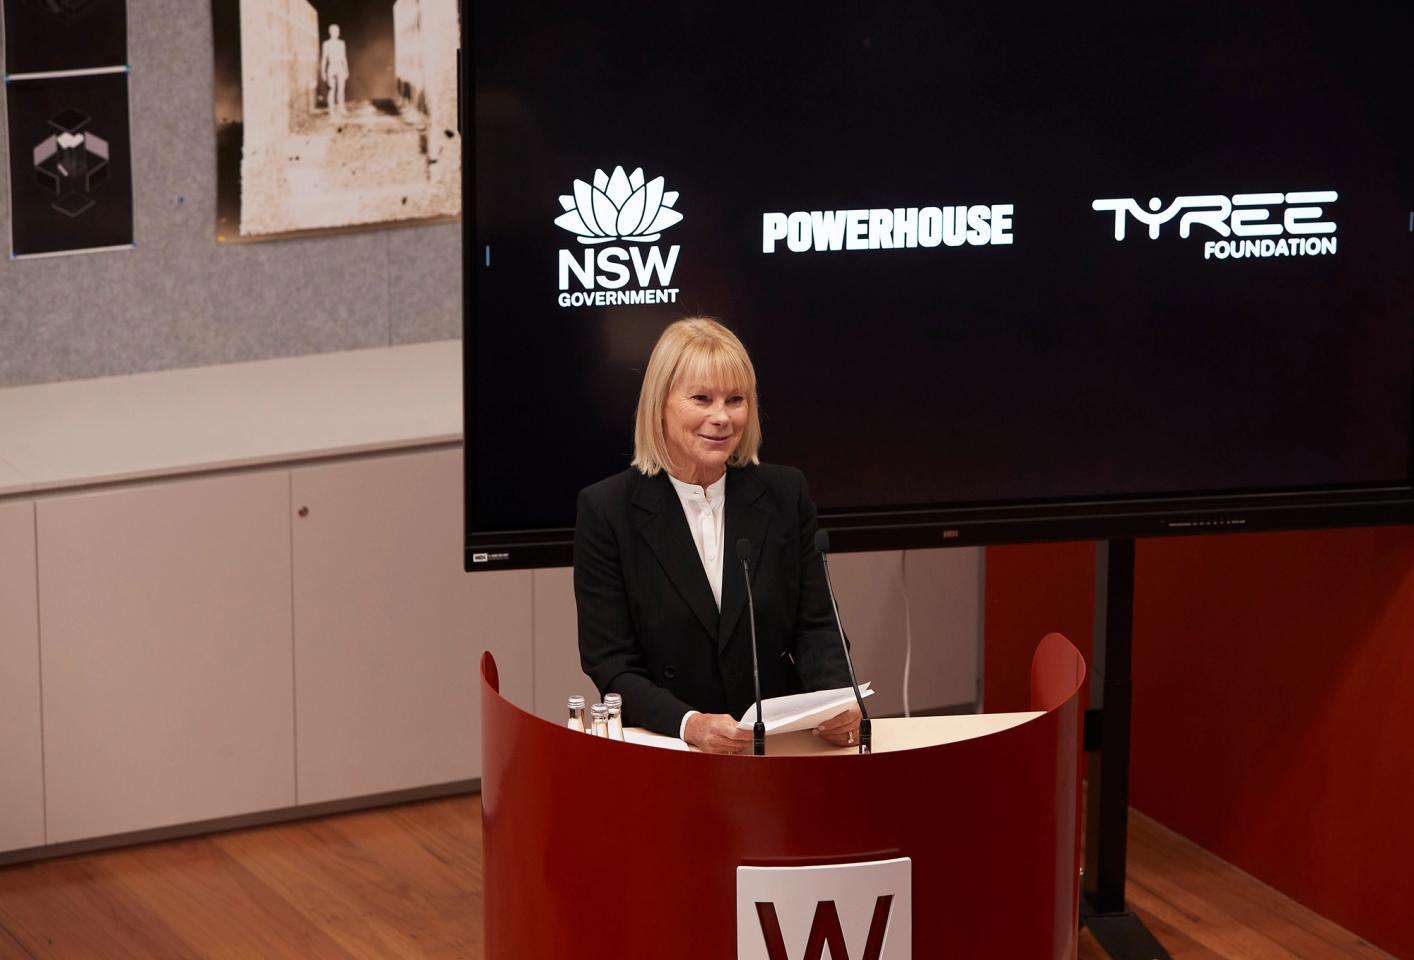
[1077,814,1392,960]
[0,796,1392,959]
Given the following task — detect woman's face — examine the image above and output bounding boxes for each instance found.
[662,379,748,484]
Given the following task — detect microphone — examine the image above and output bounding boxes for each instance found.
[814,529,871,754]
[736,537,766,756]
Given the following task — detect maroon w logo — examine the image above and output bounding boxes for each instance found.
[755,895,894,960]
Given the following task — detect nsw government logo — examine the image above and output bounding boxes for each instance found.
[555,166,683,308]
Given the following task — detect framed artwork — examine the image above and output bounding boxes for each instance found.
[1,0,127,77]
[5,70,134,258]
[212,0,461,242]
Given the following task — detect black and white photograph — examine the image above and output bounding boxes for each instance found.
[1,0,129,78]
[5,70,134,258]
[212,0,461,242]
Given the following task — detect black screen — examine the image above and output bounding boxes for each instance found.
[467,2,1414,566]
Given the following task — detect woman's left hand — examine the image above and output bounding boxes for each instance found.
[814,704,863,747]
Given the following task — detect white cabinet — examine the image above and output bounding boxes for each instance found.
[0,343,514,853]
[37,473,296,844]
[291,449,532,804]
[0,501,44,852]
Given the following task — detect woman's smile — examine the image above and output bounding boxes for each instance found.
[662,381,748,486]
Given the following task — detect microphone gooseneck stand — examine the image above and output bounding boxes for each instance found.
[736,537,766,756]
[814,529,871,754]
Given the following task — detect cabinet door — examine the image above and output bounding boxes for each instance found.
[292,448,531,804]
[38,473,295,844]
[0,500,44,852]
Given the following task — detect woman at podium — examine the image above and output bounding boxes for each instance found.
[574,317,861,754]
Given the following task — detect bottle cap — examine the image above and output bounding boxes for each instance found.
[604,693,623,708]
[567,695,586,709]
[590,703,610,718]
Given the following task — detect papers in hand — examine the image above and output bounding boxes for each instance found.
[736,683,873,735]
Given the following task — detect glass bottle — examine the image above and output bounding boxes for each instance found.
[566,695,587,733]
[590,703,610,738]
[604,692,625,741]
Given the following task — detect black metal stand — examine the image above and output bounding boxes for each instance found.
[1080,539,1172,960]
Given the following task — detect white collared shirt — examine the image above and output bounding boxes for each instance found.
[665,470,727,741]
[666,471,727,609]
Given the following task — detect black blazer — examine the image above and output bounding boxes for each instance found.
[574,463,853,736]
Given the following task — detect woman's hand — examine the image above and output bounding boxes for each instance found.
[684,712,754,754]
[814,705,863,747]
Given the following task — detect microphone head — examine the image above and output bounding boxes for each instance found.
[814,529,831,554]
[735,537,752,561]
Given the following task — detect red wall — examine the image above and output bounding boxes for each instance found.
[985,529,1414,958]
[984,542,1094,712]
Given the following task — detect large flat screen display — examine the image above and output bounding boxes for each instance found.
[466,2,1414,569]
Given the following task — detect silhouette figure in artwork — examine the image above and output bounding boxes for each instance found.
[321,24,349,115]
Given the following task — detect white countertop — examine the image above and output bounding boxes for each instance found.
[0,457,30,494]
[0,340,462,498]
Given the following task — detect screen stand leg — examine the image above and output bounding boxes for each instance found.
[1080,539,1173,960]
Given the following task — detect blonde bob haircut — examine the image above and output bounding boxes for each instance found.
[632,317,762,476]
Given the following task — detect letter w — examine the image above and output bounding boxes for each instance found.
[809,211,847,251]
[630,245,680,286]
[755,896,893,960]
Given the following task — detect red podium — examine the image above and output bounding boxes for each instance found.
[481,634,1085,958]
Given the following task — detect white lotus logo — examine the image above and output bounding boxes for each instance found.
[555,166,682,244]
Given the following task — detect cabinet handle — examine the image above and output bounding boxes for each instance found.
[298,506,309,517]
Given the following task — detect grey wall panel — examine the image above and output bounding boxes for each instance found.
[131,0,219,235]
[208,231,391,354]
[0,0,463,389]
[390,221,462,343]
[0,252,177,386]
[0,235,395,385]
